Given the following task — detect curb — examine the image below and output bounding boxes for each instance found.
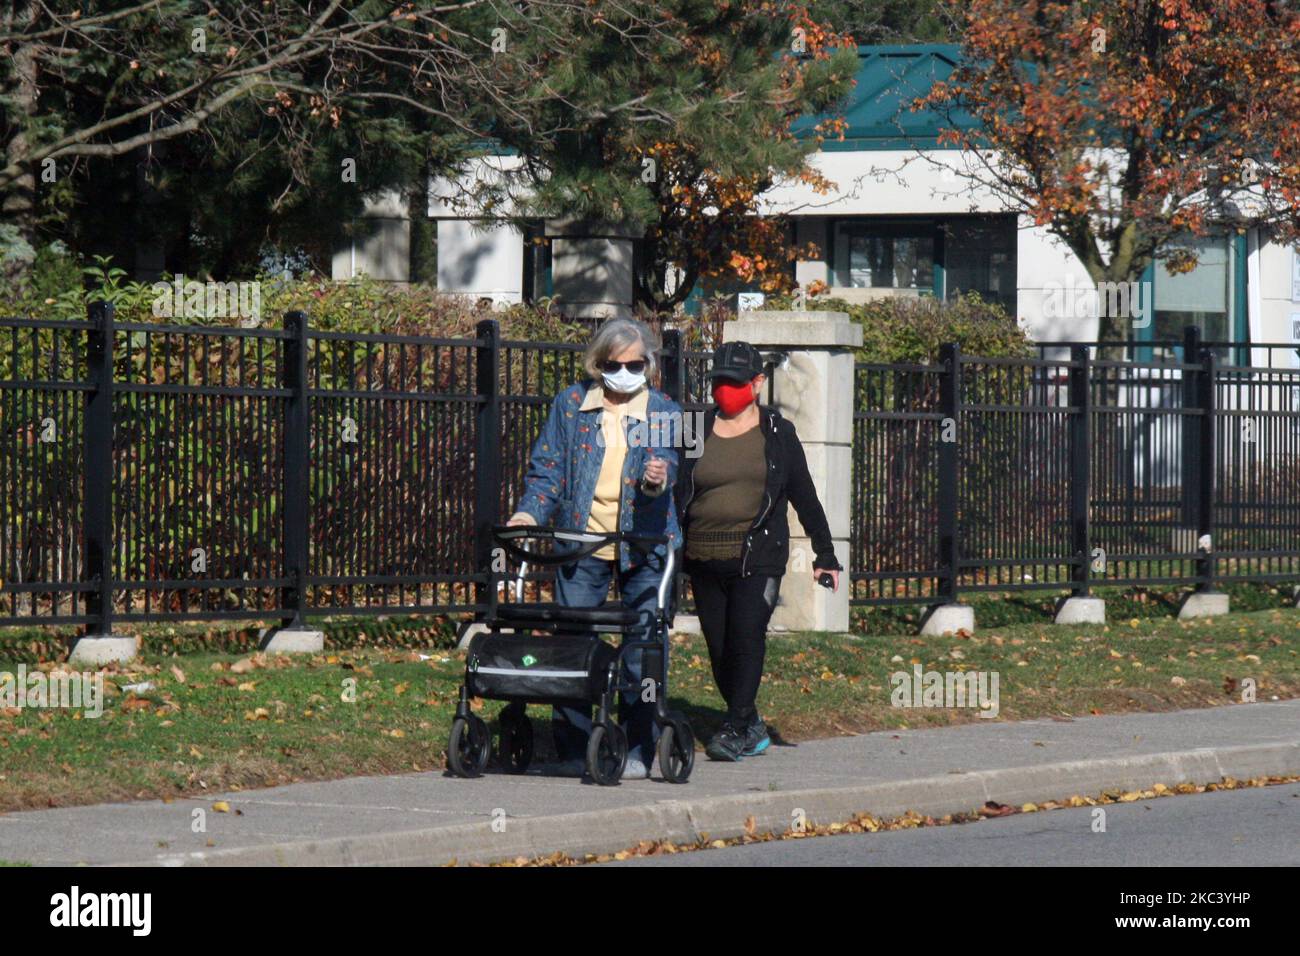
[141,740,1300,867]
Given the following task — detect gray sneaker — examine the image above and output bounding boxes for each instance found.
[741,719,770,756]
[706,722,745,761]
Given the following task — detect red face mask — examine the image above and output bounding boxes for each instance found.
[713,379,756,416]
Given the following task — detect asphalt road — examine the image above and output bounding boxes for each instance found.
[609,783,1300,866]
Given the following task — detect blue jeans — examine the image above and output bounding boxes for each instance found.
[552,553,669,766]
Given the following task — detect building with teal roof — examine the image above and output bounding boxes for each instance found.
[338,44,1298,365]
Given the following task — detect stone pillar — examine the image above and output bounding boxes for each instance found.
[720,310,861,632]
[545,218,641,321]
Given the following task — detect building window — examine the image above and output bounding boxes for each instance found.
[1136,233,1249,364]
[833,221,934,290]
[1151,236,1232,342]
[942,217,1017,313]
[826,215,1018,311]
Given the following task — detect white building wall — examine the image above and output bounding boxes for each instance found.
[761,149,1004,217]
[1015,222,1099,342]
[423,148,1297,353]
[1255,234,1300,363]
[332,189,411,282]
[435,219,524,304]
[767,149,1093,339]
[429,156,528,303]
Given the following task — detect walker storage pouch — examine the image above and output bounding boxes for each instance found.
[466,630,618,704]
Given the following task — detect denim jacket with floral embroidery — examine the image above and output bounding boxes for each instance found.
[513,380,682,570]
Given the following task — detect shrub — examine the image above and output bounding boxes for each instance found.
[0,261,591,343]
[764,291,1032,363]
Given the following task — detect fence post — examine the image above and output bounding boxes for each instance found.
[281,312,309,627]
[1196,347,1218,591]
[920,342,973,635]
[1180,325,1202,528]
[262,311,322,652]
[1176,340,1229,618]
[661,328,683,404]
[70,301,135,664]
[937,343,960,603]
[1054,346,1106,624]
[474,318,501,618]
[1069,346,1091,596]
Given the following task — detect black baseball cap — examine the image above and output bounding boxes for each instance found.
[706,341,765,382]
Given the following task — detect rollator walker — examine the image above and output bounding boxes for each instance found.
[447,525,695,785]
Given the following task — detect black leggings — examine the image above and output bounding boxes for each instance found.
[686,557,781,726]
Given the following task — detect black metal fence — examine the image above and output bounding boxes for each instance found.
[0,305,722,636]
[851,328,1300,605]
[2,305,488,631]
[4,305,1298,637]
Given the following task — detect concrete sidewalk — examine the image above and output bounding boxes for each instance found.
[2,700,1297,866]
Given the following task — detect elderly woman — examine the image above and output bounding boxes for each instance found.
[507,318,682,779]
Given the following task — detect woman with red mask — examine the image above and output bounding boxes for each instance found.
[675,341,842,761]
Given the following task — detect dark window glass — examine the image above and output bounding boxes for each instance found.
[835,223,934,290]
[943,217,1017,313]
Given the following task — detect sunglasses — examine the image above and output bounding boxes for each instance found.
[601,359,647,374]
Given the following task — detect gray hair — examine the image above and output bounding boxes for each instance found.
[583,317,660,381]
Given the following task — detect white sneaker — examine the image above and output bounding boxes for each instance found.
[622,756,652,779]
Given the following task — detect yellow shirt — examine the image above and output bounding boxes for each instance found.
[582,385,649,560]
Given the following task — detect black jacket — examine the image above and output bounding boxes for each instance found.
[675,405,842,577]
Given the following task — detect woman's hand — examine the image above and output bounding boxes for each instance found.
[814,567,840,593]
[506,512,537,528]
[642,453,668,488]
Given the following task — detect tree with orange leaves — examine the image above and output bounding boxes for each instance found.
[921,0,1300,338]
[475,1,858,313]
[636,142,841,311]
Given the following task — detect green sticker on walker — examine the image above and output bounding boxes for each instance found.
[521,655,537,667]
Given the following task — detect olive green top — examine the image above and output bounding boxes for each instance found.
[684,426,766,561]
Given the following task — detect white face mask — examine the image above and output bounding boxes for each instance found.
[602,366,647,395]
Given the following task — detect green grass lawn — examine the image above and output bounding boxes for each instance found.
[1,606,1297,812]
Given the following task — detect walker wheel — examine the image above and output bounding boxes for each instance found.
[587,721,627,786]
[447,714,490,778]
[657,720,695,784]
[497,710,534,774]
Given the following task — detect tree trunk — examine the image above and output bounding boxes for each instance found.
[1,4,41,281]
